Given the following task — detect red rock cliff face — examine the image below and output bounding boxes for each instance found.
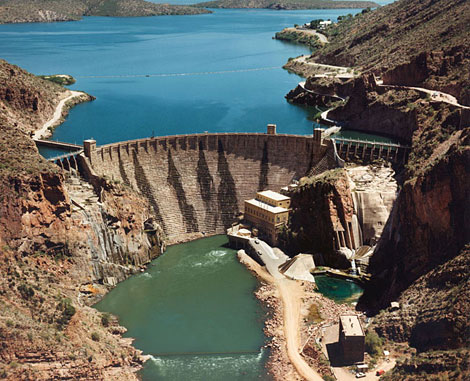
[328,77,420,142]
[360,129,470,311]
[382,46,470,106]
[0,167,165,380]
[279,169,355,268]
[286,75,421,142]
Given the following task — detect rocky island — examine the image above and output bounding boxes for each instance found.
[0,0,210,24]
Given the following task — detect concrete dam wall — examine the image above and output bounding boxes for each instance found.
[83,132,332,243]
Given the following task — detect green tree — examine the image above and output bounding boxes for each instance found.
[365,330,383,358]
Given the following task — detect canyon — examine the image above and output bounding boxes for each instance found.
[1,0,469,379]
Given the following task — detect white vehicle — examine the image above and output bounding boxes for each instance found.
[355,372,366,378]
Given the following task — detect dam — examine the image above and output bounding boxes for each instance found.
[73,128,335,243]
[41,126,407,245]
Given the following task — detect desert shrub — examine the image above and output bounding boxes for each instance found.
[307,303,323,323]
[17,284,34,299]
[101,313,111,327]
[91,332,100,342]
[365,330,383,358]
[56,298,76,329]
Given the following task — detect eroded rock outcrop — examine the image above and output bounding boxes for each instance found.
[361,128,470,310]
[279,164,397,268]
[0,166,166,379]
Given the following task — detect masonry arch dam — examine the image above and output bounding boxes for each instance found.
[69,132,334,244]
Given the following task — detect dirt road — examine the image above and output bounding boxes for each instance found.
[238,251,323,380]
[33,90,85,139]
[277,278,324,381]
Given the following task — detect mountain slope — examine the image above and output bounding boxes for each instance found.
[0,59,166,379]
[195,0,379,10]
[0,0,209,24]
[313,0,470,104]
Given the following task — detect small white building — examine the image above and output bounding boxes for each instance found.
[319,20,332,29]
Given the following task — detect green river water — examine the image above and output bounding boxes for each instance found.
[95,236,271,380]
[314,275,364,304]
[95,236,364,379]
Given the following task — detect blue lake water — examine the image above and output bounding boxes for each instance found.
[0,8,375,146]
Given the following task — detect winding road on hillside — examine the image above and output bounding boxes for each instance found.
[33,90,85,140]
[295,56,470,111]
[285,27,329,44]
[294,57,469,128]
[375,78,470,109]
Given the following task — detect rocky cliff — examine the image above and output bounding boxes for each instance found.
[279,168,354,267]
[279,164,397,267]
[0,59,165,379]
[361,126,470,310]
[283,1,470,377]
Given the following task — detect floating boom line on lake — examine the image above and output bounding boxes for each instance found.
[76,66,279,79]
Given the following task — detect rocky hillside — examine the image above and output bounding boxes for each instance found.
[0,0,209,24]
[283,0,469,378]
[0,60,67,135]
[0,59,166,379]
[371,247,470,380]
[313,0,470,105]
[196,0,378,10]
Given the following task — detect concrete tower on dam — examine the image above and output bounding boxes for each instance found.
[79,126,336,244]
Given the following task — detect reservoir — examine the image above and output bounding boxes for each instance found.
[95,236,271,380]
[0,8,369,145]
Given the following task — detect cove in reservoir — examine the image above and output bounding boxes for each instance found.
[95,235,271,380]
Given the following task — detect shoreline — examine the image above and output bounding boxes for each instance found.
[238,250,325,380]
[33,90,93,140]
[238,250,361,380]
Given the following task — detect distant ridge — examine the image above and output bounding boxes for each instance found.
[0,0,210,24]
[195,0,379,10]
